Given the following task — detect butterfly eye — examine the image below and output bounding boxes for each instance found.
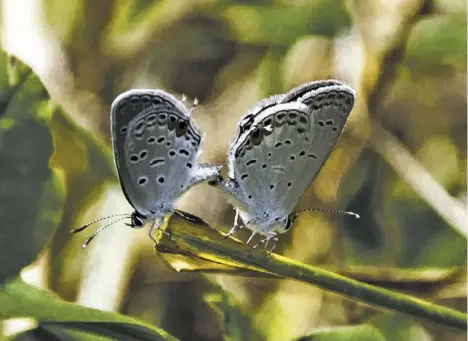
[131,213,145,229]
[284,217,294,231]
[136,217,143,226]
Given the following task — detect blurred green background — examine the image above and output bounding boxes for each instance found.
[0,0,466,340]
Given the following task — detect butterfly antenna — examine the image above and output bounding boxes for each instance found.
[293,208,360,219]
[81,216,129,248]
[71,214,130,233]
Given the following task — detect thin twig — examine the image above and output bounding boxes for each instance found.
[370,120,467,237]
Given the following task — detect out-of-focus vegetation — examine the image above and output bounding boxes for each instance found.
[0,0,466,340]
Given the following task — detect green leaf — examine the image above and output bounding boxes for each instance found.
[296,324,386,341]
[0,53,65,284]
[0,279,179,341]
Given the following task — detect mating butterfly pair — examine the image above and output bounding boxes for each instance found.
[73,80,359,254]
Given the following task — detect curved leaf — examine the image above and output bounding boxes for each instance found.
[0,53,65,284]
[0,279,179,341]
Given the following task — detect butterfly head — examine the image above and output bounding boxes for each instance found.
[129,211,147,229]
[243,211,298,235]
[269,214,298,234]
[284,213,298,232]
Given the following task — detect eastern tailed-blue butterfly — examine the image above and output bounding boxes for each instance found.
[73,89,222,247]
[211,80,359,254]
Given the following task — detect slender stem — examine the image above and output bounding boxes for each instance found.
[156,212,467,331]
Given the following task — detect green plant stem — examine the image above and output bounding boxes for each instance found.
[156,212,467,331]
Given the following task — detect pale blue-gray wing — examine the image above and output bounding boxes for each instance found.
[227,102,313,220]
[233,79,344,151]
[280,82,356,187]
[214,95,286,213]
[232,94,285,147]
[111,89,220,217]
[281,79,344,103]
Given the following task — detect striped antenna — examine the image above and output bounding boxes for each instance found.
[81,216,130,248]
[291,208,360,220]
[71,214,130,233]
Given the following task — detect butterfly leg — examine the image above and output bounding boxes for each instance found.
[149,219,178,246]
[249,233,279,256]
[224,209,243,239]
[148,221,158,245]
[246,231,256,244]
[266,235,279,255]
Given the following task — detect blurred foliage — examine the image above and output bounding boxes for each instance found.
[0,0,466,340]
[47,105,115,299]
[204,278,261,341]
[0,279,178,340]
[406,14,467,73]
[295,324,386,341]
[222,1,352,45]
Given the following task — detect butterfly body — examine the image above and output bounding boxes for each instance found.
[212,80,356,252]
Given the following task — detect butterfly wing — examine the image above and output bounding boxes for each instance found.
[280,81,356,188]
[228,94,284,178]
[232,94,285,149]
[228,102,314,219]
[281,79,344,103]
[111,89,220,217]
